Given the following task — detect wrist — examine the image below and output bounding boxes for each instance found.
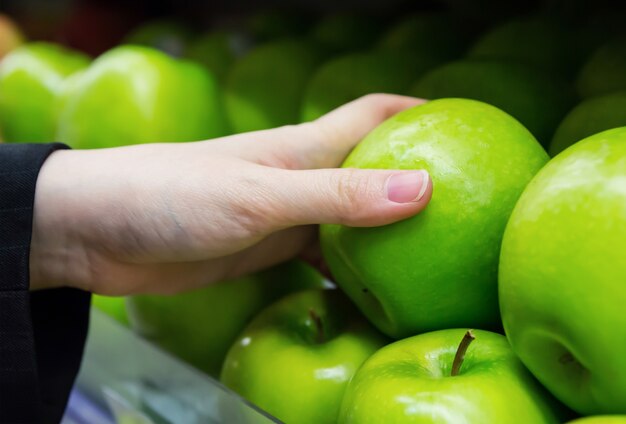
[30,149,85,291]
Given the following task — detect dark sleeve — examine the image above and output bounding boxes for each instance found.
[0,143,91,424]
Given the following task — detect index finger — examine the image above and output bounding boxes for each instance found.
[209,94,425,170]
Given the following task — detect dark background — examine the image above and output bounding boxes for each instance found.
[0,0,623,57]
[0,0,544,55]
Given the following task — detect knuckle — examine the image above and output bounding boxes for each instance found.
[361,93,388,103]
[332,169,372,222]
[357,93,398,120]
[228,176,277,237]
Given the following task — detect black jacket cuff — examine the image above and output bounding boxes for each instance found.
[0,143,91,424]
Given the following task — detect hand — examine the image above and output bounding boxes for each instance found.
[29,94,432,295]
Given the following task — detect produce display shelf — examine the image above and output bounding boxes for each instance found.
[62,309,280,424]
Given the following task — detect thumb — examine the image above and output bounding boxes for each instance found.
[260,167,432,228]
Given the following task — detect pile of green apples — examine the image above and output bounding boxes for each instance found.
[219,96,626,423]
[1,7,625,423]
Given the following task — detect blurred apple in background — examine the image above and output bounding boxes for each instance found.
[576,36,626,98]
[127,260,328,377]
[321,99,548,338]
[186,30,252,82]
[500,128,626,414]
[92,295,129,326]
[376,13,469,63]
[53,43,233,350]
[300,51,437,122]
[0,42,89,142]
[244,10,312,43]
[339,329,569,423]
[409,59,575,146]
[56,45,228,148]
[309,13,385,53]
[221,289,388,424]
[549,91,626,155]
[566,417,626,424]
[468,17,582,78]
[124,20,194,57]
[224,38,326,133]
[0,14,24,59]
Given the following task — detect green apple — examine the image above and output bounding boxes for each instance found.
[576,36,626,98]
[124,20,194,57]
[409,59,575,146]
[126,260,327,377]
[56,45,228,148]
[221,289,388,424]
[339,329,567,423]
[321,98,548,338]
[310,13,384,53]
[468,17,581,78]
[549,91,626,156]
[92,294,129,326]
[186,31,251,82]
[224,38,326,133]
[500,128,626,414]
[377,13,468,63]
[53,68,85,124]
[0,42,89,142]
[0,14,24,59]
[301,51,437,122]
[567,417,626,424]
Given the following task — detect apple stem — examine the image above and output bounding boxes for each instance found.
[451,330,475,377]
[308,308,325,344]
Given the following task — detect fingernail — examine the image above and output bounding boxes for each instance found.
[387,170,429,203]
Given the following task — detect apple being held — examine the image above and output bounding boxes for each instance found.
[221,289,388,424]
[339,329,567,423]
[499,127,626,415]
[321,98,548,338]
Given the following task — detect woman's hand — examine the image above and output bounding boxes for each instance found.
[29,94,432,295]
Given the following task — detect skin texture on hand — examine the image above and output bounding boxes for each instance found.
[29,94,432,295]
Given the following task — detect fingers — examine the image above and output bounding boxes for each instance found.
[95,226,316,295]
[209,94,425,170]
[215,225,317,283]
[246,166,433,229]
[311,93,425,158]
